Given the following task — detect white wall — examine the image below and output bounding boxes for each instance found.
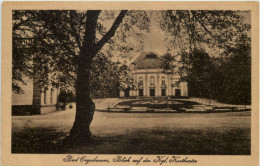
[121,68,189,97]
[119,91,124,97]
[181,82,188,96]
[12,77,34,105]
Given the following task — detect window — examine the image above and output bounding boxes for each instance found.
[170,78,175,87]
[161,89,166,96]
[44,87,47,104]
[150,89,155,96]
[150,76,155,86]
[139,89,143,96]
[50,88,54,104]
[162,76,165,86]
[170,78,174,85]
[139,77,143,86]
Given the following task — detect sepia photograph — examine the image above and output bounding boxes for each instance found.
[1,1,259,166]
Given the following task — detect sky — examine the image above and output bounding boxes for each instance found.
[109,10,169,63]
[98,11,251,64]
[142,10,251,59]
[143,11,168,56]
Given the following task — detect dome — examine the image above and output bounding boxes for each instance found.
[133,52,164,69]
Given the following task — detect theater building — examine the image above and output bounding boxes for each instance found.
[120,52,188,97]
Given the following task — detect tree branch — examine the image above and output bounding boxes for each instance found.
[193,14,225,44]
[95,10,128,54]
[82,10,101,53]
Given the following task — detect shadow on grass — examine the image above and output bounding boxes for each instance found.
[12,128,68,153]
[12,127,250,155]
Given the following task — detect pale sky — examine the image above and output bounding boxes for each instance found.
[108,10,251,63]
[143,11,167,56]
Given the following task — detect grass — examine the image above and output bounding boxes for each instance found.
[12,128,67,153]
[12,127,250,155]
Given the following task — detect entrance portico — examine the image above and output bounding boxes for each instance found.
[120,52,188,97]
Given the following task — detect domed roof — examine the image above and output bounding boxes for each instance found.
[132,52,164,69]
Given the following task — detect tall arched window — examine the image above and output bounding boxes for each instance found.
[162,76,165,86]
[50,88,54,104]
[170,78,174,86]
[139,77,143,86]
[44,87,47,104]
[150,76,155,86]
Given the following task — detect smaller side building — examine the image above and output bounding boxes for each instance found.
[120,52,188,97]
[12,38,60,115]
[12,77,60,115]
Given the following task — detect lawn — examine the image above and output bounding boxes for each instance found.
[12,111,250,154]
[12,127,250,154]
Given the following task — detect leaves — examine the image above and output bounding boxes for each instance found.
[187,45,251,104]
[160,10,250,53]
[90,53,136,98]
[13,10,149,94]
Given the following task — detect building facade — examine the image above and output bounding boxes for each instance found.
[120,52,188,97]
[12,76,60,115]
[12,38,60,115]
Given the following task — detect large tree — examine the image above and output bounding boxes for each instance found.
[160,10,250,71]
[160,10,251,103]
[13,10,149,143]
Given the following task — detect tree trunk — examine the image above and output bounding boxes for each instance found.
[69,56,95,143]
[67,10,127,144]
[68,10,100,144]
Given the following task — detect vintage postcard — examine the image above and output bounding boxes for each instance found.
[1,1,259,166]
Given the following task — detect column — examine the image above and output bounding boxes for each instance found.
[145,73,148,96]
[186,82,189,96]
[181,82,184,96]
[135,73,138,96]
[167,75,170,96]
[157,73,160,96]
[182,82,188,96]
